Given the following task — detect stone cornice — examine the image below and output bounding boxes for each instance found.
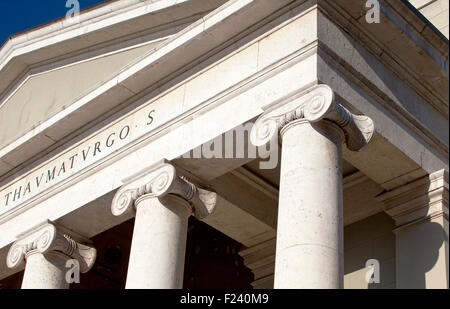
[317,43,449,160]
[377,169,449,226]
[0,38,319,227]
[250,84,374,151]
[319,0,449,118]
[0,0,294,177]
[111,160,217,220]
[239,238,276,289]
[7,221,96,272]
[0,0,216,73]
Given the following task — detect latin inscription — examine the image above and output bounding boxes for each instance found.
[1,108,156,212]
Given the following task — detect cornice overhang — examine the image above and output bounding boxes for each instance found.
[320,0,448,114]
[0,0,298,178]
[0,0,448,179]
[0,0,226,86]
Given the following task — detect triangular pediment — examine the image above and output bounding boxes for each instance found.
[0,0,228,176]
[0,40,165,149]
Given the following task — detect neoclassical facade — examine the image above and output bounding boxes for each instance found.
[0,0,448,289]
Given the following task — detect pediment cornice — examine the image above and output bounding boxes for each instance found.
[0,0,447,181]
[0,0,298,178]
[0,0,227,102]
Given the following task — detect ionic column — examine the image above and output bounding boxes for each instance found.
[7,221,97,289]
[251,84,374,289]
[377,170,448,289]
[111,160,217,289]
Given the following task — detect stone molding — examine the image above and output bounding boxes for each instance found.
[239,238,276,289]
[111,160,217,220]
[7,221,96,273]
[250,84,374,151]
[377,169,449,228]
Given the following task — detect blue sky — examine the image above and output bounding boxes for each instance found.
[0,0,106,46]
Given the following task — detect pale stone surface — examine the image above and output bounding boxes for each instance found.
[239,238,276,289]
[0,0,447,290]
[183,43,259,112]
[238,213,397,290]
[126,195,191,289]
[257,6,318,70]
[344,213,396,289]
[3,0,443,257]
[6,221,96,272]
[0,0,227,89]
[316,9,449,174]
[274,120,345,289]
[202,194,276,248]
[21,252,69,289]
[111,161,216,288]
[0,0,296,175]
[396,215,448,288]
[250,84,374,289]
[6,221,96,289]
[0,41,163,149]
[342,172,385,226]
[0,52,319,249]
[377,170,449,288]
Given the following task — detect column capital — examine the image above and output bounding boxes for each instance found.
[377,169,449,228]
[7,221,96,272]
[111,160,217,220]
[250,84,374,151]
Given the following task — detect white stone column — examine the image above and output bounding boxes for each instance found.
[7,221,97,289]
[277,119,344,288]
[251,84,374,289]
[126,195,191,288]
[21,252,69,289]
[377,170,449,289]
[111,160,217,289]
